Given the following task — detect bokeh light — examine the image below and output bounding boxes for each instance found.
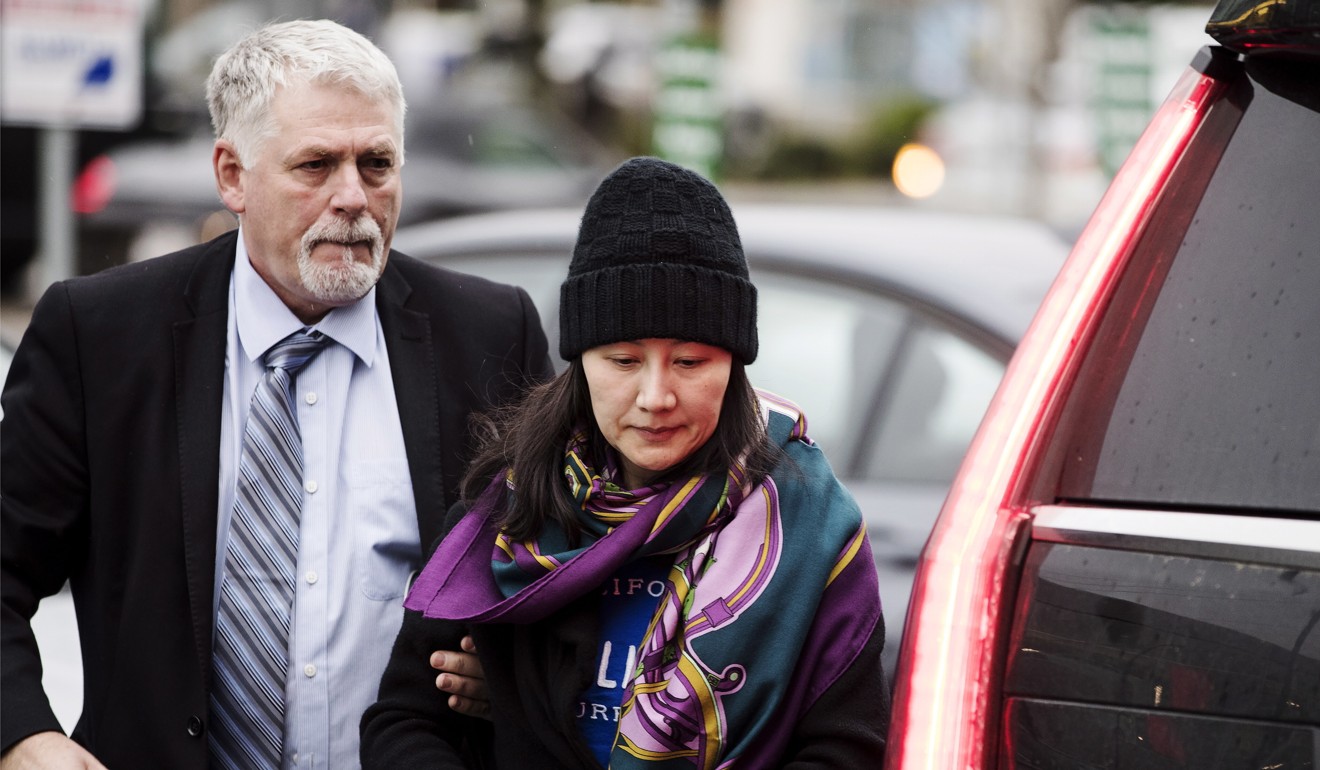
[892,143,945,199]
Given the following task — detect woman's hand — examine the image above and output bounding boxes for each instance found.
[430,635,490,720]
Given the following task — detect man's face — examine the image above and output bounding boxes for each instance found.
[214,80,403,322]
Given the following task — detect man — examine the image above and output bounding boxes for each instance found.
[1,19,549,768]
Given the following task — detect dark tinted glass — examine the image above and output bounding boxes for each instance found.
[1053,58,1320,514]
[1005,543,1320,723]
[1004,698,1319,769]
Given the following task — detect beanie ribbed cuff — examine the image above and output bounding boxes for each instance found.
[559,262,758,363]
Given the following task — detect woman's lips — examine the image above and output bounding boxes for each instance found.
[634,426,678,442]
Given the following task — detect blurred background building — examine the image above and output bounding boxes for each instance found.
[2,0,1215,308]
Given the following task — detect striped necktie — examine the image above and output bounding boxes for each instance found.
[210,329,329,769]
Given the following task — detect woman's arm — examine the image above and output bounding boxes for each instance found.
[360,501,493,769]
[774,494,892,768]
[360,606,489,769]
[779,618,890,768]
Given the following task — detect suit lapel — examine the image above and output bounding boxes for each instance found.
[173,232,237,688]
[376,258,449,551]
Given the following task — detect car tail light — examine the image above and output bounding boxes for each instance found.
[884,60,1230,769]
[72,155,116,214]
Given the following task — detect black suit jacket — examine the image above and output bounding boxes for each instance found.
[0,230,553,767]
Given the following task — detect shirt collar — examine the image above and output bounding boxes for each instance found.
[233,228,379,366]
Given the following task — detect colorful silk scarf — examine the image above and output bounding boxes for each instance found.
[405,391,881,769]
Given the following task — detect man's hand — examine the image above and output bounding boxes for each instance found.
[431,635,490,720]
[0,731,108,770]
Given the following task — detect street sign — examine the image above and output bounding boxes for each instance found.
[1091,7,1153,178]
[1,0,147,129]
[652,33,724,180]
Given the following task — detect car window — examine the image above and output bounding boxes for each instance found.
[411,112,589,169]
[1052,58,1320,514]
[747,275,906,466]
[863,323,1004,484]
[469,123,572,168]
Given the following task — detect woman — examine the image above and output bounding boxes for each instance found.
[361,157,889,768]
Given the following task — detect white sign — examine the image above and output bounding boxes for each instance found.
[1,0,147,129]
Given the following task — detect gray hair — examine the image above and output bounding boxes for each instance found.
[205,19,406,166]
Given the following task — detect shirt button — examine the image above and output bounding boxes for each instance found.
[186,715,204,737]
[305,480,318,494]
[305,391,317,405]
[303,663,317,678]
[306,571,318,585]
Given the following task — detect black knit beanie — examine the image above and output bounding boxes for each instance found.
[559,157,758,363]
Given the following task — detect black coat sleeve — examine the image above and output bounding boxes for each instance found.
[361,502,491,769]
[1,283,90,750]
[779,613,890,768]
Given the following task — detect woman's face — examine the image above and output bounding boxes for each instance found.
[582,338,733,490]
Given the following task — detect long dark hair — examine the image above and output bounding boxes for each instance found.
[460,359,779,541]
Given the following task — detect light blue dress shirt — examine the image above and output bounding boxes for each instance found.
[216,235,421,769]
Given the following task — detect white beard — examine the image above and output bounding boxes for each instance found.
[297,215,385,304]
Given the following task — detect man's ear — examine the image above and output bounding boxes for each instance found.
[213,140,246,214]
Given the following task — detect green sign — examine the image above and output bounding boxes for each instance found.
[1092,9,1153,177]
[652,34,723,179]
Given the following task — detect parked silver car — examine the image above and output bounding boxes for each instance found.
[392,202,1072,679]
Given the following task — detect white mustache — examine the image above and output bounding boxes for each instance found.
[302,216,382,258]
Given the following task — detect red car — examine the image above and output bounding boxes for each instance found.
[888,1,1320,767]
